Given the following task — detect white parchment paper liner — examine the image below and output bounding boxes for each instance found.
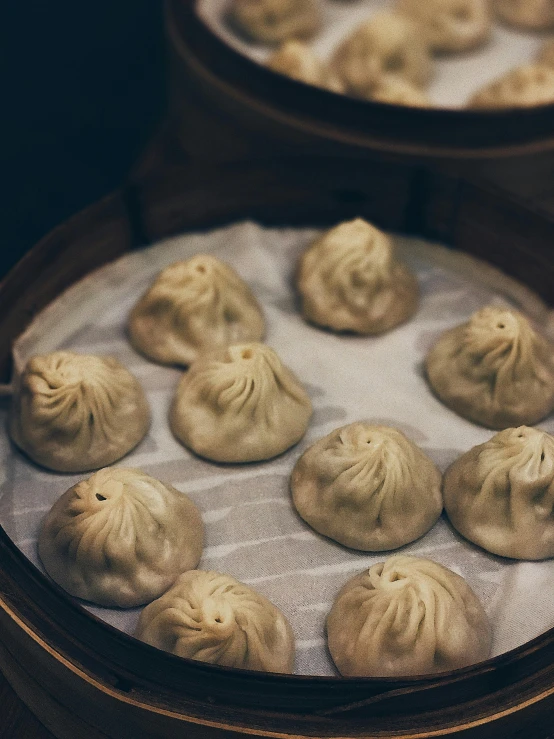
[1,220,553,676]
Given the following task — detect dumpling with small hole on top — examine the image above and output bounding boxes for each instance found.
[170,342,313,463]
[425,306,554,429]
[291,423,443,551]
[38,468,203,607]
[296,218,419,334]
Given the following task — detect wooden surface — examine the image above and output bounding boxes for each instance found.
[0,670,54,739]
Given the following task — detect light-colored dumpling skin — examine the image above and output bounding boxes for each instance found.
[397,0,492,53]
[332,12,432,100]
[539,39,554,67]
[291,424,443,551]
[170,342,313,463]
[230,0,320,44]
[496,0,554,30]
[444,427,554,560]
[370,75,430,107]
[128,255,265,367]
[10,351,150,473]
[469,64,554,109]
[296,218,419,334]
[136,570,295,673]
[425,306,554,429]
[327,556,492,677]
[267,40,344,92]
[38,468,204,607]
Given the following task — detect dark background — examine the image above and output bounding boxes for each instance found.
[2,1,166,277]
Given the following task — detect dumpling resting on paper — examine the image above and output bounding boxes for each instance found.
[136,570,295,673]
[326,555,492,677]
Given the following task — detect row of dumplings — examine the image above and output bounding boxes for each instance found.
[36,413,554,676]
[230,0,554,108]
[10,217,554,477]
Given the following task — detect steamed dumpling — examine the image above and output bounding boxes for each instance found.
[10,351,150,473]
[327,556,492,677]
[370,75,431,107]
[230,0,320,44]
[296,218,419,334]
[444,427,554,560]
[397,0,492,53]
[170,342,312,463]
[425,306,554,429]
[267,40,344,92]
[136,570,295,673]
[469,64,554,109]
[496,0,554,30]
[291,423,443,551]
[38,468,203,607]
[332,13,433,100]
[538,39,554,67]
[128,255,265,367]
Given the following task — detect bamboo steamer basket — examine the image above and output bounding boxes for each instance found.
[1,156,554,738]
[166,0,554,200]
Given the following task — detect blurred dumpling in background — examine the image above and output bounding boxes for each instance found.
[370,74,431,107]
[128,255,265,367]
[331,12,433,100]
[136,570,295,673]
[397,0,492,53]
[326,556,492,677]
[39,468,204,607]
[538,39,554,67]
[10,351,150,473]
[469,64,554,108]
[230,0,320,44]
[495,0,554,30]
[267,40,344,92]
[444,427,554,560]
[296,218,419,334]
[425,306,554,428]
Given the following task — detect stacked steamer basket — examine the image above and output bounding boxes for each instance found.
[165,0,554,210]
[2,155,554,738]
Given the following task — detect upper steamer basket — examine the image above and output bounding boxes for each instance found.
[1,156,554,739]
[168,0,554,171]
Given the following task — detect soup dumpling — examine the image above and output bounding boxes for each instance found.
[170,342,312,463]
[10,351,150,473]
[332,12,433,100]
[39,468,204,607]
[230,0,320,44]
[267,40,344,92]
[425,306,554,429]
[296,218,419,334]
[327,555,492,677]
[291,423,443,551]
[128,255,265,367]
[496,0,554,30]
[136,570,295,673]
[397,0,492,53]
[444,427,554,560]
[469,64,554,109]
